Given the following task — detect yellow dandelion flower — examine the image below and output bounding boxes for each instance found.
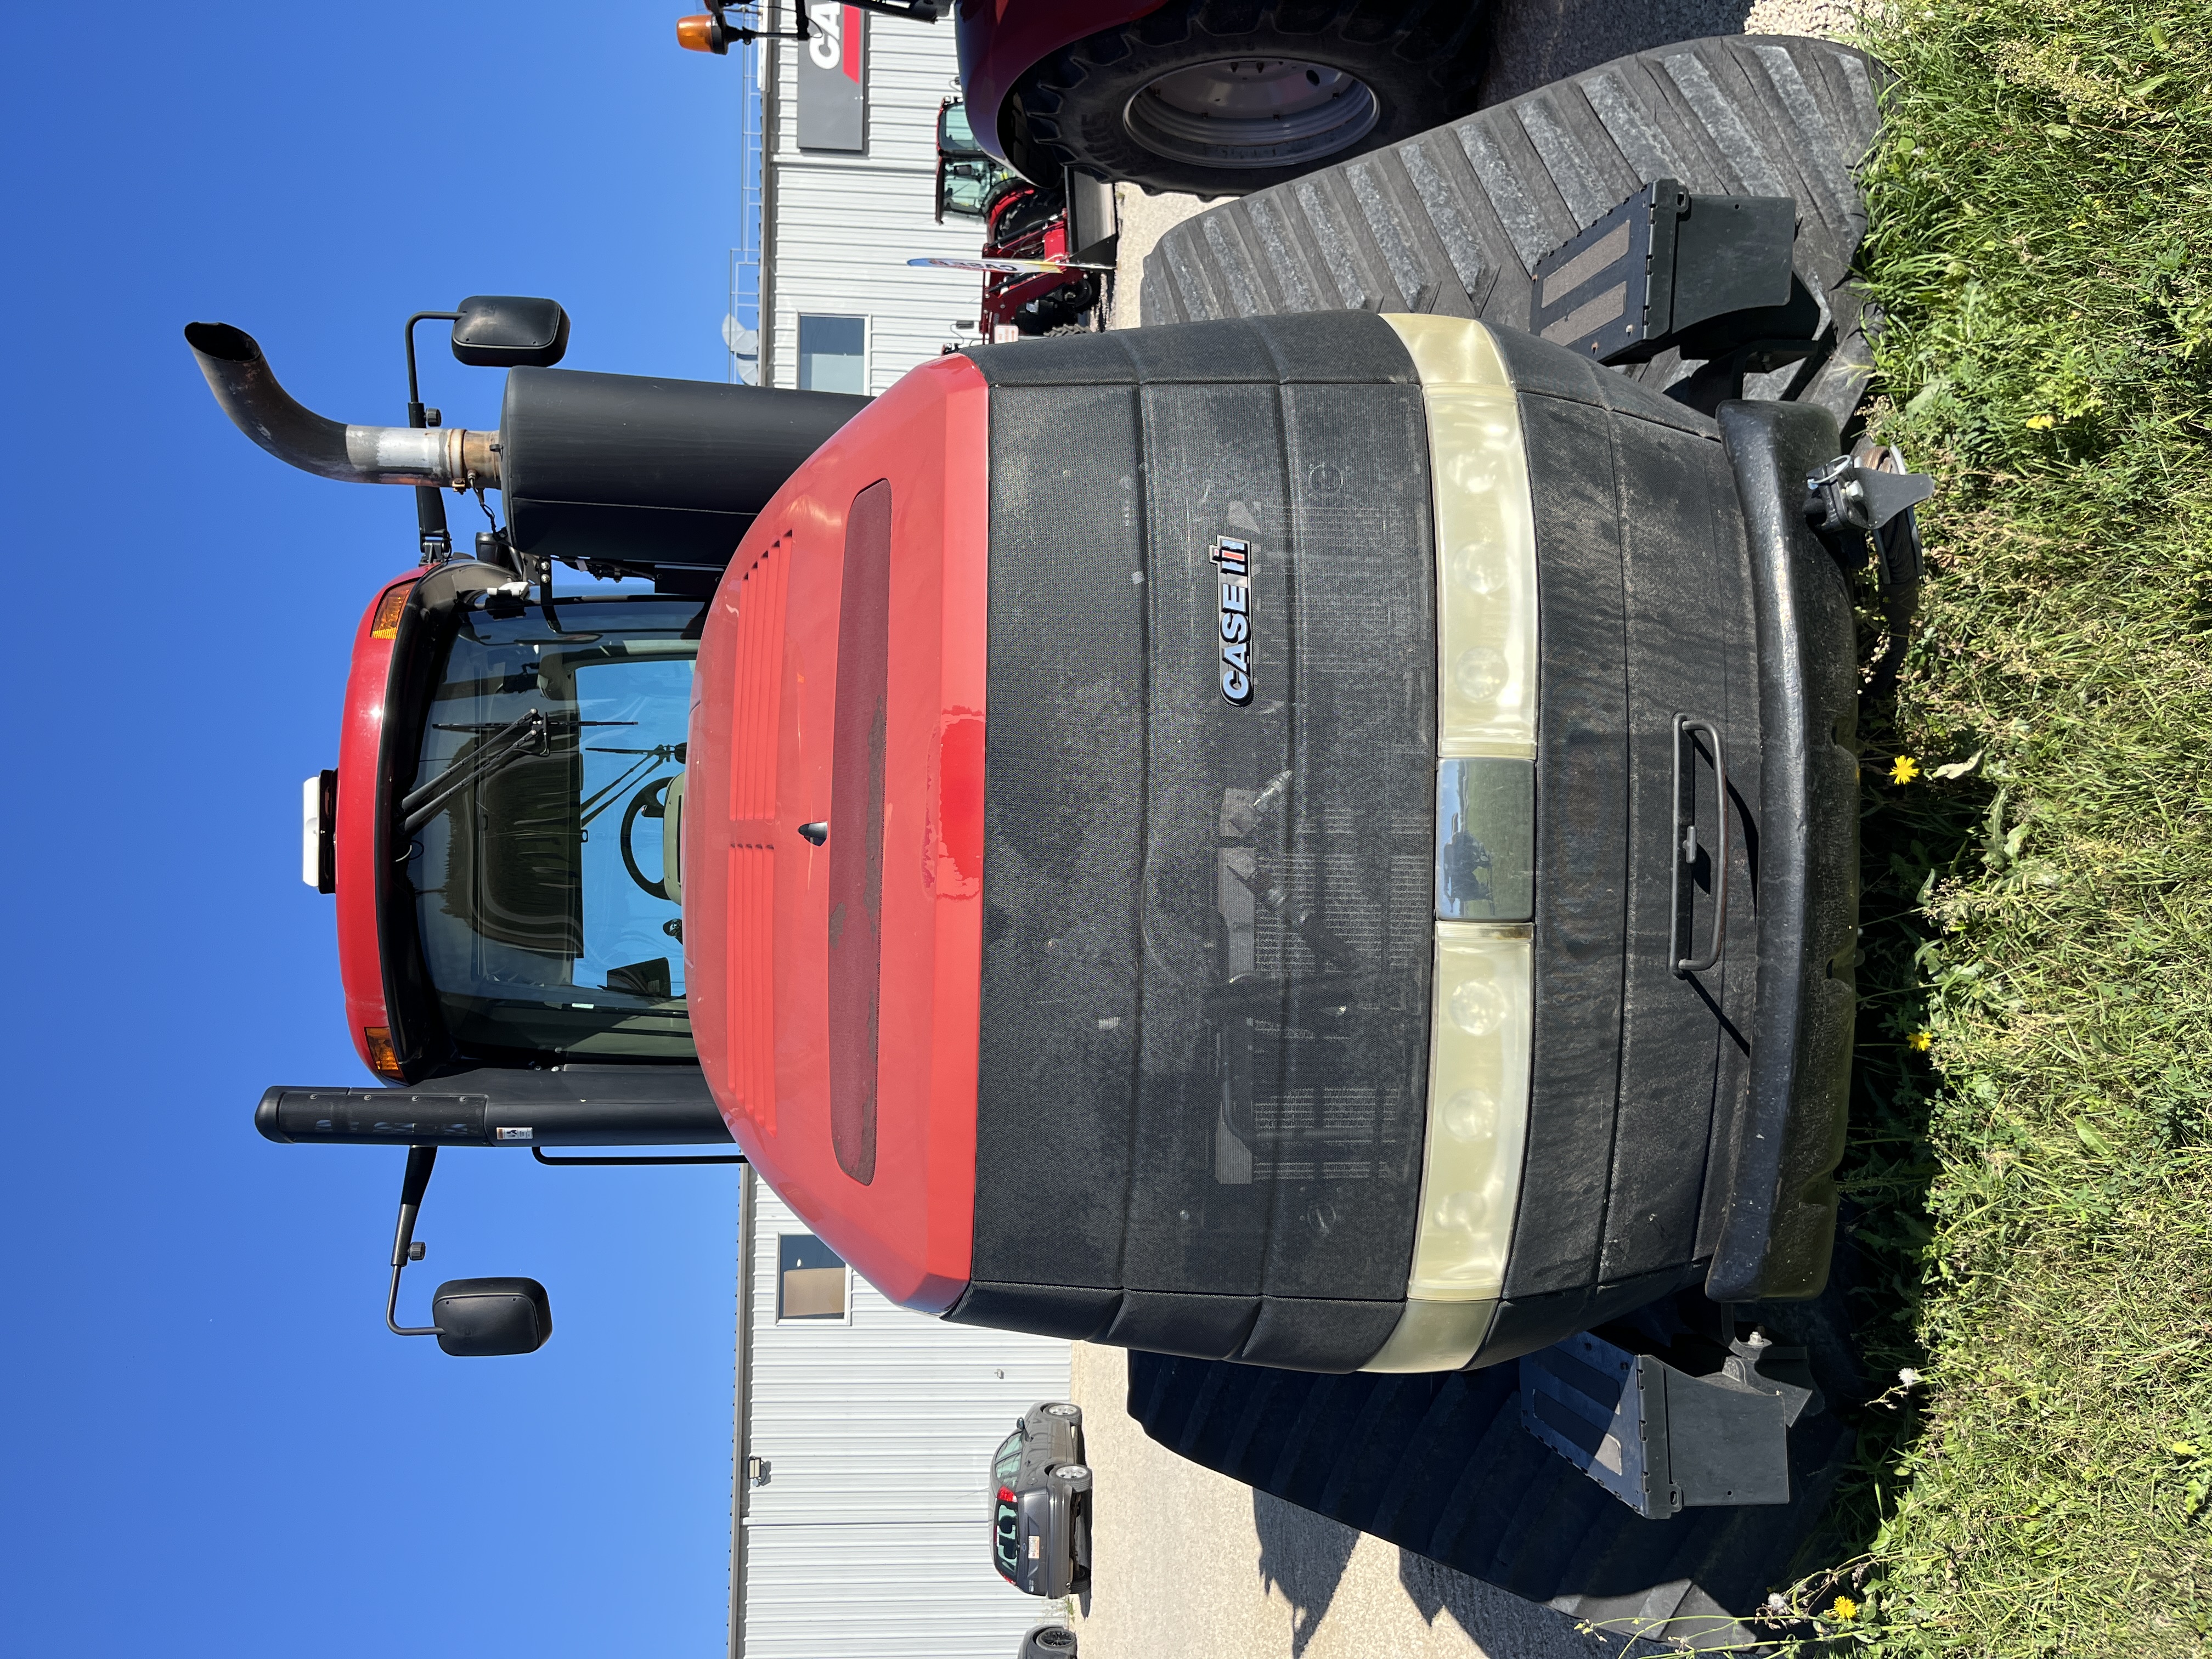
[1908,1030,1933,1052]
[2024,413,2057,430]
[1830,1595,1859,1622]
[1891,755,1921,785]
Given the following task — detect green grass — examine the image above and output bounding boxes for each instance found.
[1766,2,2212,1652]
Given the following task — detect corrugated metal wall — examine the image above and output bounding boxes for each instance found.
[737,1178,1072,1658]
[763,2,985,392]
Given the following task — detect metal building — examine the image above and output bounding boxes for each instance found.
[757,1,989,393]
[729,1172,1072,1658]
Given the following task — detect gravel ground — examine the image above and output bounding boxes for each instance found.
[1082,7,1860,1653]
[1063,1344,1630,1659]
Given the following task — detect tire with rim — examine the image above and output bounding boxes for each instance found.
[1043,1402,1082,1421]
[1008,1,1491,197]
[1025,1627,1078,1656]
[1048,1463,1093,1491]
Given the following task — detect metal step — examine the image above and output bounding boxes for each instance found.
[1139,34,1887,425]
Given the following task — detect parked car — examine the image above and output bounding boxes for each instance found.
[990,1403,1091,1599]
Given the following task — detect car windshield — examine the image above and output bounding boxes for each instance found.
[403,594,701,1060]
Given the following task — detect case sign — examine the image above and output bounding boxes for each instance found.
[798,4,866,153]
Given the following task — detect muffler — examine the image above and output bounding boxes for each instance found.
[184,321,499,489]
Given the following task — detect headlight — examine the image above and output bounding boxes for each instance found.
[1363,317,1540,1375]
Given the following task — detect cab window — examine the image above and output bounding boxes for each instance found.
[403,594,699,1060]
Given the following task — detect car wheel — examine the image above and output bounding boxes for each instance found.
[1007,0,1491,197]
[1049,1463,1092,1491]
[1024,1628,1079,1656]
[1043,1402,1082,1420]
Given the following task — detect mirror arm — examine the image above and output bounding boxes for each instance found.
[404,311,464,563]
[404,311,464,412]
[385,1145,443,1338]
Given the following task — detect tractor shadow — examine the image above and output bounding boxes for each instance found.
[1252,1489,1359,1657]
[1251,1486,1661,1657]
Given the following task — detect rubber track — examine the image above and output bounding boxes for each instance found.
[1139,35,1887,425]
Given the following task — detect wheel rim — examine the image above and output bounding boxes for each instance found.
[1056,1464,1090,1481]
[1122,58,1379,170]
[1045,1404,1079,1417]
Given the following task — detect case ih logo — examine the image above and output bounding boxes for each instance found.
[1211,536,1254,707]
[797,4,865,153]
[805,3,860,78]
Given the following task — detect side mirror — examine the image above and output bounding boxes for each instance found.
[432,1277,554,1356]
[451,296,571,368]
[382,1146,554,1357]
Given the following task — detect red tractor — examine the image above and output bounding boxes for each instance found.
[934,97,1101,340]
[199,38,1920,1403]
[194,310,1906,1374]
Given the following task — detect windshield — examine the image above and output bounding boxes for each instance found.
[939,156,1006,219]
[938,101,1015,219]
[937,101,983,156]
[403,594,701,1060]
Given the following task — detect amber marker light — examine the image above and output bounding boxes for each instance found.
[675,14,720,53]
[370,582,414,640]
[364,1027,403,1081]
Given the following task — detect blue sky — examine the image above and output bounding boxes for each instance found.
[1,6,751,1652]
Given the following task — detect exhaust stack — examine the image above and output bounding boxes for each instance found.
[184,321,499,489]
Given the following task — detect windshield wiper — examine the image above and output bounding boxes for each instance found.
[401,710,550,836]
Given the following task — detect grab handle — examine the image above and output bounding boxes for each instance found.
[1671,715,1730,977]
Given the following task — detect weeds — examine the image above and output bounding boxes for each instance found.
[1772,1,2212,1651]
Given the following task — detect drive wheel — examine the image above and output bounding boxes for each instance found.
[1009,1,1491,197]
[1048,1463,1093,1492]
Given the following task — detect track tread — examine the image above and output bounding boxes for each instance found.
[1142,33,1888,422]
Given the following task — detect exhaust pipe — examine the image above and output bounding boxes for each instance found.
[184,321,500,490]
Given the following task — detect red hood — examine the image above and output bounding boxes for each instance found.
[686,353,990,1311]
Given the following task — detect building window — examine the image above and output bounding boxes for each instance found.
[798,314,867,394]
[777,1232,850,1323]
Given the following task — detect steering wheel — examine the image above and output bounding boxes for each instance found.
[619,776,676,901]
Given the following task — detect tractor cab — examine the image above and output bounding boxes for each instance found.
[368,572,702,1075]
[934,97,1016,222]
[190,298,867,1354]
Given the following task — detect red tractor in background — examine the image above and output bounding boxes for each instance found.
[934,97,1105,338]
